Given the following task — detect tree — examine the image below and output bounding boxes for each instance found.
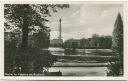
[4,4,69,51]
[90,34,99,54]
[107,13,123,76]
[32,28,50,49]
[4,4,69,75]
[98,36,112,49]
[4,35,17,74]
[80,38,87,54]
[90,34,99,48]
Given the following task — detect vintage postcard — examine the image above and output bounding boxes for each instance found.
[0,0,128,80]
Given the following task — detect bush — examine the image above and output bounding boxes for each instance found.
[107,61,122,76]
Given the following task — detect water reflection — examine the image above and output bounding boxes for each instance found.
[49,67,107,76]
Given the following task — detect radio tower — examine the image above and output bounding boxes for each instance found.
[58,18,62,39]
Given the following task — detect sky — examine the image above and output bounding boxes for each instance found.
[46,4,123,41]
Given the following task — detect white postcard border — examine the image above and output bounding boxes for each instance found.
[0,0,128,80]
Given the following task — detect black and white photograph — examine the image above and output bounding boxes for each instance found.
[4,2,124,76]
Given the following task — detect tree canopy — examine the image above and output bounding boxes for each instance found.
[4,4,69,75]
[4,4,69,50]
[107,13,123,76]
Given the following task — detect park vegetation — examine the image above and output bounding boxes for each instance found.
[107,13,123,76]
[4,4,69,75]
[63,35,112,49]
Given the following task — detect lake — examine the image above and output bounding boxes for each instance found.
[48,47,112,56]
[49,67,107,76]
[48,47,109,76]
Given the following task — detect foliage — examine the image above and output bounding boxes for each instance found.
[112,13,123,61]
[4,4,69,75]
[91,50,113,56]
[63,35,112,49]
[64,48,76,55]
[32,28,50,49]
[107,61,121,76]
[4,38,17,73]
[98,36,112,49]
[4,4,69,49]
[107,13,123,76]
[80,38,89,48]
[89,34,99,47]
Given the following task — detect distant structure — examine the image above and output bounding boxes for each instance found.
[50,18,63,47]
[58,18,62,39]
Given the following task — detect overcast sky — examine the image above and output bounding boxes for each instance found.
[46,4,123,41]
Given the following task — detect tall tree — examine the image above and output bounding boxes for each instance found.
[108,13,123,76]
[4,4,69,74]
[112,13,123,60]
[4,4,69,51]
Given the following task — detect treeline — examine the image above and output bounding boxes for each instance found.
[63,35,112,49]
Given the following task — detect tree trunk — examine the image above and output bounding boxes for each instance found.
[21,19,29,51]
[20,4,30,51]
[19,18,29,75]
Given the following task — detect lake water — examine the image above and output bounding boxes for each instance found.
[48,47,112,56]
[49,67,107,76]
[48,47,108,76]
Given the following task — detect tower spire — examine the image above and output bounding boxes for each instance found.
[58,18,62,39]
